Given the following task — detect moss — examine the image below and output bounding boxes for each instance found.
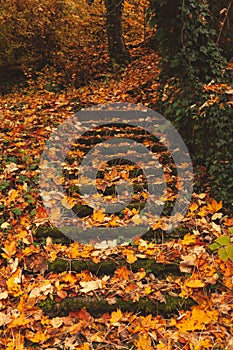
[48,257,180,277]
[35,221,189,247]
[72,204,93,218]
[142,226,189,243]
[38,295,196,318]
[35,225,72,244]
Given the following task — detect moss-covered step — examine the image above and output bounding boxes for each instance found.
[35,224,188,245]
[35,225,72,244]
[48,257,180,277]
[38,294,196,319]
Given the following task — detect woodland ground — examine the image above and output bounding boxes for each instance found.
[0,45,233,349]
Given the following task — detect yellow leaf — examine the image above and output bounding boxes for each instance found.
[62,272,77,284]
[6,269,22,297]
[199,339,212,348]
[189,202,199,213]
[93,209,105,223]
[156,341,172,350]
[198,193,206,199]
[126,252,137,264]
[6,333,24,350]
[110,309,122,325]
[22,246,36,256]
[152,219,163,230]
[134,333,153,350]
[109,216,120,227]
[198,206,207,217]
[181,233,196,245]
[185,279,205,288]
[61,196,76,209]
[48,251,57,262]
[145,286,152,294]
[176,306,218,331]
[78,343,90,350]
[7,189,18,203]
[131,208,139,215]
[67,242,81,259]
[9,314,30,328]
[179,285,191,298]
[15,142,25,147]
[26,329,49,343]
[2,240,17,259]
[132,214,143,225]
[1,222,10,229]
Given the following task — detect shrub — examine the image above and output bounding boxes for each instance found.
[0,0,79,69]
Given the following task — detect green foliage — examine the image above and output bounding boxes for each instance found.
[149,0,226,82]
[209,230,233,262]
[149,0,233,208]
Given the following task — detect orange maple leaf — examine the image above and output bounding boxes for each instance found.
[224,217,233,227]
[207,198,222,214]
[36,205,48,218]
[114,266,131,280]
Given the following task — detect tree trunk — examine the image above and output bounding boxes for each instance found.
[104,0,130,65]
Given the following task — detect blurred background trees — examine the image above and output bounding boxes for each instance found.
[0,0,232,74]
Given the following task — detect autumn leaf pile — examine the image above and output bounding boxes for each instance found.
[0,46,233,349]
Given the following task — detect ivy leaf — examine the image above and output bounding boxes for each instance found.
[215,235,231,246]
[226,245,233,263]
[11,208,22,216]
[209,242,220,251]
[218,247,228,262]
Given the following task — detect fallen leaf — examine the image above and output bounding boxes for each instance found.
[110,309,122,325]
[185,279,205,288]
[134,333,153,350]
[79,280,102,293]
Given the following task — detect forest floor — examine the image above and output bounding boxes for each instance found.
[0,45,233,349]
